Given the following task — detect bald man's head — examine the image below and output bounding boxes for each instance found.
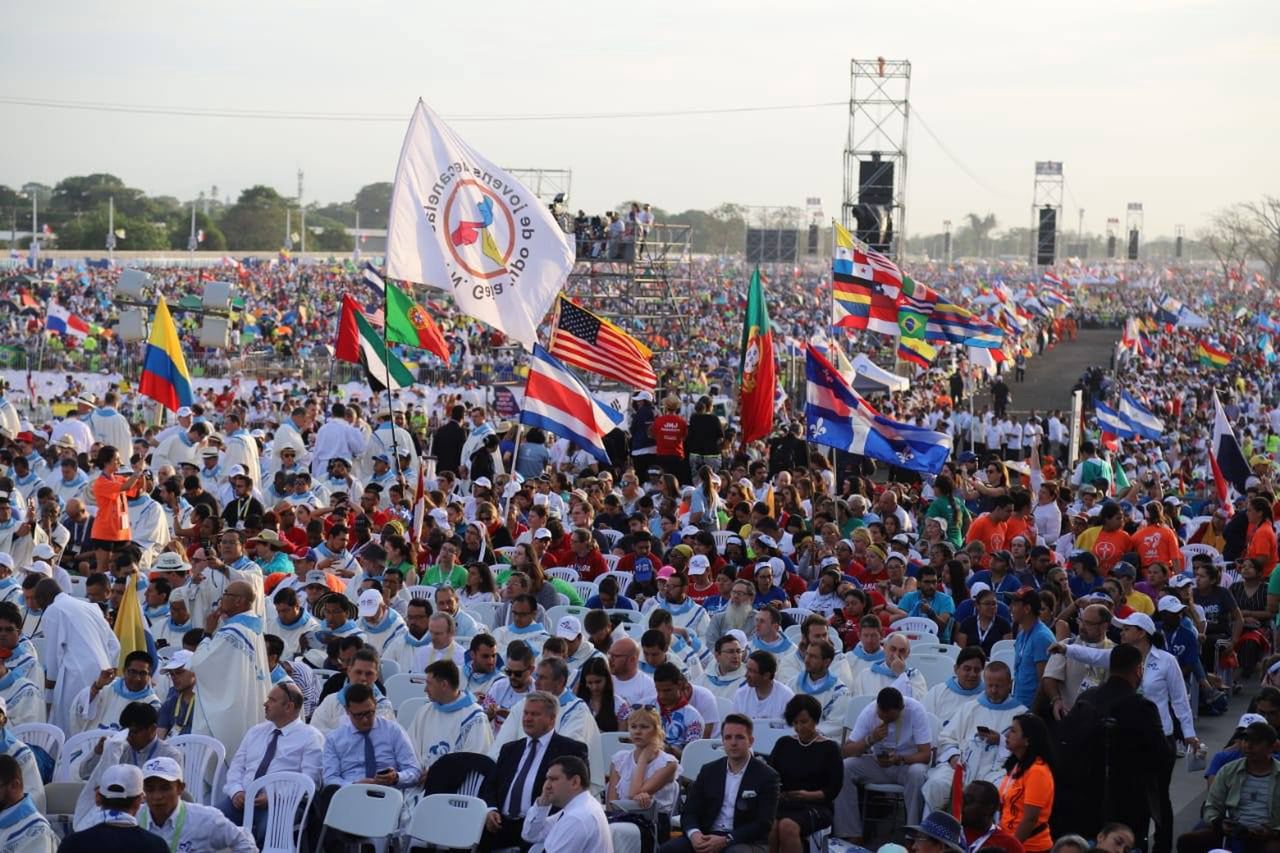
[608,636,639,678]
[220,580,256,616]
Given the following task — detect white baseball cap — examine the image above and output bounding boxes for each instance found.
[0,555,12,571]
[1156,595,1186,614]
[473,477,492,489]
[533,528,553,540]
[680,525,700,538]
[357,589,383,618]
[688,554,710,576]
[141,756,183,783]
[554,615,583,640]
[31,543,56,561]
[98,764,145,797]
[160,650,194,672]
[1113,612,1156,634]
[23,561,51,577]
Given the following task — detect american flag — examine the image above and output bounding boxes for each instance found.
[548,297,657,391]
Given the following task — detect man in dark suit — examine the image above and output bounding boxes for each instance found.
[431,405,467,476]
[660,713,780,853]
[1051,643,1171,850]
[480,690,589,852]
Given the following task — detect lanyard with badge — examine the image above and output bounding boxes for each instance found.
[141,802,188,853]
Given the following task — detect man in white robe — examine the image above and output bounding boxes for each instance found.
[490,596,550,655]
[0,496,44,576]
[923,662,1025,811]
[187,580,268,757]
[50,396,96,454]
[126,481,171,569]
[0,389,21,441]
[697,633,748,701]
[750,608,800,682]
[152,586,195,654]
[361,413,417,482]
[87,394,133,461]
[923,648,987,730]
[852,633,928,701]
[264,586,318,660]
[356,589,407,657]
[266,408,311,476]
[222,413,262,491]
[310,403,365,478]
[380,598,433,674]
[150,422,207,476]
[655,574,710,638]
[408,659,492,769]
[46,457,90,506]
[307,648,395,734]
[788,639,849,737]
[0,668,45,726]
[70,651,160,734]
[36,579,120,734]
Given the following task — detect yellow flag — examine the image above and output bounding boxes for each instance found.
[114,576,151,669]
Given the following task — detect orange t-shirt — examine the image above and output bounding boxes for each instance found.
[999,759,1055,853]
[1131,524,1182,570]
[1246,522,1278,576]
[966,514,1009,565]
[91,473,139,542]
[1090,528,1133,575]
[1005,516,1037,546]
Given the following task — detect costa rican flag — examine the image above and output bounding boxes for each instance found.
[518,346,624,465]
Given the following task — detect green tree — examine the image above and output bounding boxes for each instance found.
[167,211,227,251]
[310,224,353,251]
[55,209,169,250]
[353,182,393,228]
[217,185,289,250]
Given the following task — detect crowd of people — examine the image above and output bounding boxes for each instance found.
[0,249,1276,853]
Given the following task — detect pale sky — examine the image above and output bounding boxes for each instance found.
[3,0,1276,239]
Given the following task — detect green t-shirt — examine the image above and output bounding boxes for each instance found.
[1268,568,1280,627]
[420,564,468,588]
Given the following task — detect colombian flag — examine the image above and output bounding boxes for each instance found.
[139,297,194,411]
[1196,341,1231,368]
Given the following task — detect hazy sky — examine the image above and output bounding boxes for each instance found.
[4,0,1276,238]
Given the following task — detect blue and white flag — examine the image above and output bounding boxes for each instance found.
[1095,403,1135,439]
[519,346,624,465]
[805,347,951,474]
[362,263,386,299]
[1118,392,1165,441]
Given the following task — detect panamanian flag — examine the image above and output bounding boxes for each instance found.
[45,302,91,340]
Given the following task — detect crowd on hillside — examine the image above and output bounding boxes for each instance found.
[0,254,1276,853]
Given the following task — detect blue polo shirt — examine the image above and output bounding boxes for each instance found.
[1012,620,1055,707]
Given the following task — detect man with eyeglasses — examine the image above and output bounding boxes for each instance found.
[489,658,601,772]
[187,580,269,756]
[491,594,549,655]
[72,650,160,734]
[1043,603,1114,716]
[698,633,748,701]
[484,641,536,732]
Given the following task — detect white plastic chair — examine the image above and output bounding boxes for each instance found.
[598,529,624,549]
[781,607,815,624]
[170,734,226,805]
[842,694,876,733]
[600,731,633,764]
[546,567,580,584]
[572,580,599,602]
[990,638,1016,658]
[242,770,315,853]
[405,584,438,602]
[385,672,426,710]
[910,640,958,660]
[783,625,802,644]
[911,655,955,689]
[752,724,791,758]
[992,648,1016,672]
[397,696,428,729]
[601,553,622,572]
[406,793,489,851]
[1181,541,1220,564]
[601,571,634,593]
[318,783,404,853]
[678,738,724,783]
[54,730,106,782]
[13,723,64,763]
[606,607,642,624]
[544,604,591,631]
[712,530,734,554]
[43,780,83,837]
[464,602,500,631]
[493,546,519,563]
[379,659,400,679]
[889,616,938,636]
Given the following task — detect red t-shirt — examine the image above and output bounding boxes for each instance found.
[1005,515,1036,545]
[651,415,688,457]
[564,549,609,581]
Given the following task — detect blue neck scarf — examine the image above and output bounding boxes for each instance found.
[509,622,545,635]
[798,671,838,694]
[224,613,263,634]
[338,682,385,707]
[168,615,192,631]
[271,664,289,684]
[403,631,431,648]
[127,495,149,508]
[852,645,885,663]
[977,693,1022,711]
[0,794,37,830]
[113,678,154,702]
[278,612,311,630]
[871,661,913,680]
[754,635,792,654]
[945,677,984,697]
[362,611,399,635]
[432,692,475,712]
[705,668,745,687]
[0,670,18,692]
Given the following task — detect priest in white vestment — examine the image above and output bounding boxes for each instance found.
[923,649,987,730]
[36,580,120,734]
[408,660,492,769]
[307,649,395,734]
[69,651,160,733]
[922,662,1026,811]
[223,414,262,490]
[0,669,45,725]
[697,633,748,701]
[852,634,928,701]
[150,424,206,476]
[788,640,849,737]
[87,396,133,461]
[264,586,318,660]
[380,599,434,674]
[152,586,196,654]
[126,487,171,569]
[188,580,269,756]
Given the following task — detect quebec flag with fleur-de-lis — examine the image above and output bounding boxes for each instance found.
[805,345,953,474]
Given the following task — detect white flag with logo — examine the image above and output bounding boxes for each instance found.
[385,99,575,350]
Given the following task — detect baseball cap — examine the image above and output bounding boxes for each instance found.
[968,581,991,596]
[1110,561,1137,578]
[819,555,840,570]
[141,756,183,783]
[1168,574,1193,589]
[891,533,911,545]
[1156,595,1186,614]
[1113,612,1156,634]
[160,650,194,672]
[31,543,55,561]
[0,554,13,571]
[688,554,710,576]
[634,391,653,402]
[680,525,700,538]
[756,534,778,550]
[176,406,193,418]
[23,561,51,578]
[1237,712,1267,730]
[473,477,492,489]
[554,615,583,640]
[657,566,675,580]
[429,508,449,526]
[304,569,330,588]
[357,589,383,618]
[98,764,144,797]
[533,527,552,540]
[1011,587,1040,608]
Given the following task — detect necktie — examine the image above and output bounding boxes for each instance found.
[253,729,283,780]
[505,737,541,818]
[360,730,377,779]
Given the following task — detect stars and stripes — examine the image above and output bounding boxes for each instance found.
[547,297,656,391]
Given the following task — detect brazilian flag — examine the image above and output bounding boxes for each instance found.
[897,275,938,368]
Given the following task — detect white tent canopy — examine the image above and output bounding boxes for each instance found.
[850,354,909,394]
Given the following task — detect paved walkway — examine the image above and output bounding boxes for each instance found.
[977,327,1121,416]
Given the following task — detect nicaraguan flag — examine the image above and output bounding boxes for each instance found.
[1095,403,1135,439]
[1118,391,1165,440]
[362,263,386,299]
[805,346,951,474]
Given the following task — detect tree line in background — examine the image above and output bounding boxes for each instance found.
[3,175,1275,278]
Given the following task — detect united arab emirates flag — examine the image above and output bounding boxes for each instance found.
[738,267,776,443]
[385,280,451,362]
[336,294,415,392]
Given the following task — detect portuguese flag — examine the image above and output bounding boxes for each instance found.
[336,295,415,392]
[386,280,450,362]
[1196,340,1231,368]
[738,267,776,443]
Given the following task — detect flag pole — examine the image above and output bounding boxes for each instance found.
[381,296,404,483]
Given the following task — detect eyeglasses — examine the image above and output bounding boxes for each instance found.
[505,668,529,677]
[510,610,533,618]
[348,708,377,720]
[125,668,151,678]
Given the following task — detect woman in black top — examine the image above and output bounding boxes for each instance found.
[768,694,843,852]
[954,588,1013,656]
[685,396,724,469]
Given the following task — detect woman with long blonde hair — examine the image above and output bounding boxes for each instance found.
[605,706,679,837]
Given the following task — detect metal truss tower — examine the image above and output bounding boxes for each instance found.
[842,58,911,261]
[1030,161,1064,266]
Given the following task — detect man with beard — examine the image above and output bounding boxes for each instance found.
[706,579,755,642]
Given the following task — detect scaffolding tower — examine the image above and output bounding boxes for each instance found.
[1030,161,1064,266]
[505,168,573,205]
[842,58,911,261]
[563,223,695,374]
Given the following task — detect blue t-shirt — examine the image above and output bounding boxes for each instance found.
[968,571,1023,603]
[953,598,1012,625]
[897,590,956,641]
[1012,620,1055,706]
[1160,624,1200,672]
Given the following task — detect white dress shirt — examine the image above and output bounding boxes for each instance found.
[708,759,749,835]
[521,789,613,853]
[224,717,326,798]
[140,801,257,853]
[501,731,552,818]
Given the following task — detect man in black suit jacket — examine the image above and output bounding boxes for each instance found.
[431,405,467,475]
[480,690,589,852]
[660,713,780,853]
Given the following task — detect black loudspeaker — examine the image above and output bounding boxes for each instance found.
[1175,236,1183,259]
[853,204,893,253]
[808,224,819,255]
[1036,207,1057,266]
[1107,235,1117,258]
[1128,230,1139,260]
[858,158,894,206]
